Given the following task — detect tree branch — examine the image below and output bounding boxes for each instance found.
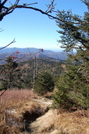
[0,39,16,50]
[0,0,87,25]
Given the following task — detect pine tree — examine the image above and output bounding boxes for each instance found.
[53,0,89,110]
[0,56,22,89]
[34,72,54,95]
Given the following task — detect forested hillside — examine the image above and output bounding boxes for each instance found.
[19,58,65,88]
[0,57,65,89]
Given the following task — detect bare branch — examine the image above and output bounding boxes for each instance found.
[0,0,86,25]
[2,0,7,6]
[14,0,20,5]
[23,2,38,6]
[1,4,85,25]
[0,0,57,21]
[6,4,58,19]
[0,39,16,50]
[46,0,56,13]
[7,0,13,6]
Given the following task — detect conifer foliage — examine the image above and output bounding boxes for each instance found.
[53,0,89,110]
[0,56,22,89]
[34,72,54,95]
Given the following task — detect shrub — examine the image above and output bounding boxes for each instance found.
[34,72,54,95]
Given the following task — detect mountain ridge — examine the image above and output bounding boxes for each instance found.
[0,47,53,54]
[0,47,67,62]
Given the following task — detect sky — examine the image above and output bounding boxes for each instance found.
[0,0,88,52]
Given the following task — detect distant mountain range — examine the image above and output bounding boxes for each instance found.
[0,47,53,54]
[0,47,67,63]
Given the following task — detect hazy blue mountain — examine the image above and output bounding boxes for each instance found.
[0,47,53,54]
[0,47,67,62]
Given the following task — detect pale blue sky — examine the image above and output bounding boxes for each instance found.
[0,0,87,52]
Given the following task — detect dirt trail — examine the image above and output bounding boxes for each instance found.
[33,97,52,111]
[29,97,59,134]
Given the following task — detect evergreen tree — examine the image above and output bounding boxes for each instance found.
[34,72,54,95]
[53,0,89,110]
[0,56,22,89]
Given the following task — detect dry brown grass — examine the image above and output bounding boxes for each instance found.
[0,89,37,134]
[1,89,89,134]
[30,109,89,134]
